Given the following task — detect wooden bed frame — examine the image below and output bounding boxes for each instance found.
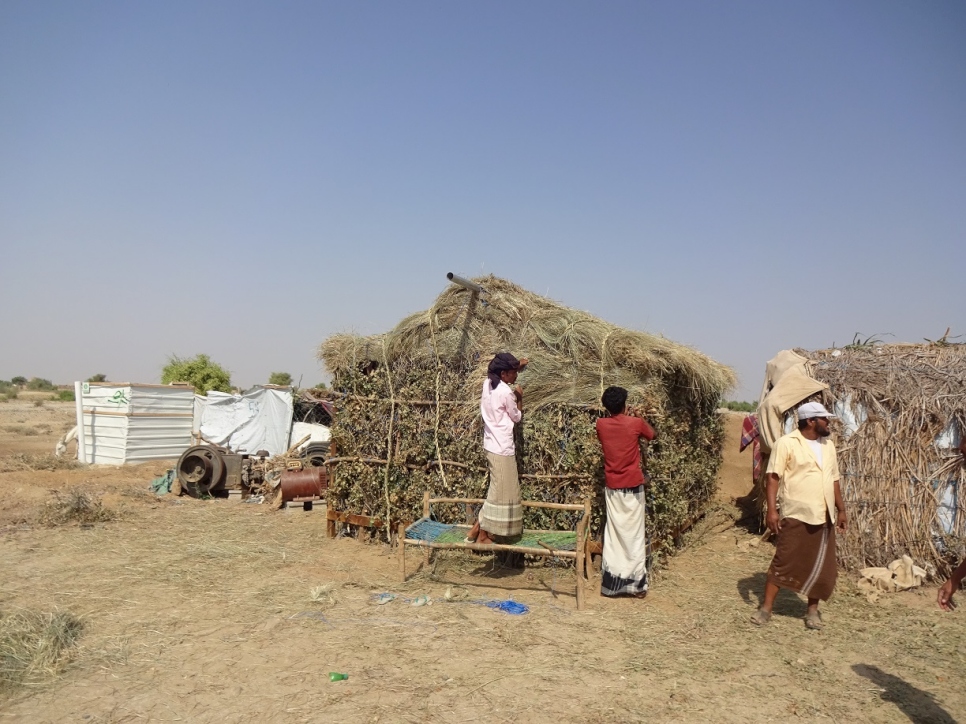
[398,492,593,610]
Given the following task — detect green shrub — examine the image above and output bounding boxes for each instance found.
[53,390,75,402]
[161,354,231,394]
[268,371,293,386]
[26,378,55,391]
[720,400,757,412]
[3,390,17,401]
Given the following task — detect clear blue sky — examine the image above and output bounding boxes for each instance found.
[2,1,963,401]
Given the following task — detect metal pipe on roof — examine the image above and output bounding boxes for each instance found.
[446,272,483,293]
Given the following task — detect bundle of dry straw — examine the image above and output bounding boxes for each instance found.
[318,275,735,549]
[806,343,966,575]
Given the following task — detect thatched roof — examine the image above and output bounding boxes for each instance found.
[319,275,735,409]
[806,342,966,413]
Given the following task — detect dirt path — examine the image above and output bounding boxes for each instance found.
[1,407,964,722]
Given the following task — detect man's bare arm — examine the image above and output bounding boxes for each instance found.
[765,473,781,535]
[833,480,847,532]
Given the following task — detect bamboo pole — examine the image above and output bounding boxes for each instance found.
[284,434,312,456]
[398,522,407,581]
[575,515,586,610]
[422,491,432,567]
[521,500,588,511]
[522,473,595,480]
[326,456,595,480]
[326,499,336,538]
[400,538,577,558]
[582,499,593,581]
[429,497,586,512]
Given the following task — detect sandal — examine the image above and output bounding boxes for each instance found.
[804,610,823,630]
[750,608,771,626]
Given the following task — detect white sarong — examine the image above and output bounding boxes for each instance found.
[601,484,648,596]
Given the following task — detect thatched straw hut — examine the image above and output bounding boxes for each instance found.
[757,342,966,576]
[318,275,735,550]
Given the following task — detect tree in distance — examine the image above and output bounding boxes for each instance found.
[10,376,27,387]
[87,373,107,382]
[268,372,293,386]
[313,382,328,390]
[161,354,231,394]
[721,400,757,412]
[27,377,55,391]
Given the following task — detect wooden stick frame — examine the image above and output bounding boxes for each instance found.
[398,493,592,610]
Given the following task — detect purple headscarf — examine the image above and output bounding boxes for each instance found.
[487,353,522,390]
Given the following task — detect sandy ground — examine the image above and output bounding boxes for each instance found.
[1,404,965,723]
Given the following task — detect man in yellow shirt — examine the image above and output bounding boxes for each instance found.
[751,402,848,630]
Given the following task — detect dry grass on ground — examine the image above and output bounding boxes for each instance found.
[0,610,84,696]
[0,408,964,722]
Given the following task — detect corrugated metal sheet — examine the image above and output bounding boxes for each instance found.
[82,383,194,464]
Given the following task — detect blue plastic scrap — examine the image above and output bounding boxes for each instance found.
[484,600,529,615]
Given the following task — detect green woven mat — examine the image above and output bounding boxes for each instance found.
[435,523,577,551]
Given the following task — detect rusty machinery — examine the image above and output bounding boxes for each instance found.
[175,444,327,502]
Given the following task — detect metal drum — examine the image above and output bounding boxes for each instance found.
[176,446,225,497]
[280,467,327,502]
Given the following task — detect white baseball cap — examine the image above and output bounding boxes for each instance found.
[797,401,835,420]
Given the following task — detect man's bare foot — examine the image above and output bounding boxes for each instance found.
[477,531,494,545]
[465,522,480,543]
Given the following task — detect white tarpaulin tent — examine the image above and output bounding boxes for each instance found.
[76,382,195,464]
[196,386,294,456]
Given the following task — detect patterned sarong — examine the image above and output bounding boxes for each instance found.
[739,414,762,487]
[478,451,523,538]
[767,518,838,601]
[601,484,648,597]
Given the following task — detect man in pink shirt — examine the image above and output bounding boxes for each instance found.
[596,386,656,598]
[466,353,528,545]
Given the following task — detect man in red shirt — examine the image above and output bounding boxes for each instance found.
[595,386,656,598]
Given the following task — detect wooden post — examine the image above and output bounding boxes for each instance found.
[575,515,586,611]
[422,491,432,568]
[398,522,407,582]
[583,499,593,581]
[326,500,336,538]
